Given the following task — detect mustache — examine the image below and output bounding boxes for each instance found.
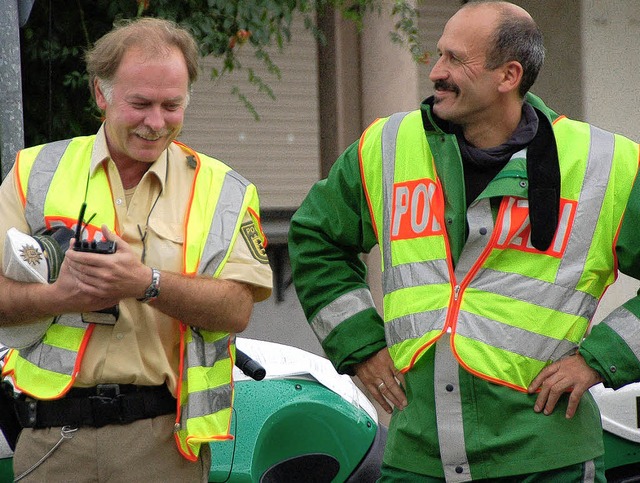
[133,128,171,140]
[434,80,460,95]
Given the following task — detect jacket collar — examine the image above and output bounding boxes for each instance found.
[419,94,560,251]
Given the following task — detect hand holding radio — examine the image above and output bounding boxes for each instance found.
[65,202,119,323]
[72,203,117,255]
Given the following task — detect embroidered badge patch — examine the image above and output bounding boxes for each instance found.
[240,221,269,263]
[19,244,43,266]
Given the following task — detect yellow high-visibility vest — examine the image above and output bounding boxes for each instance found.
[359,110,638,391]
[2,136,265,460]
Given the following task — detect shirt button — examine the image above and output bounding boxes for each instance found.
[115,198,123,205]
[455,466,464,474]
[446,384,454,392]
[610,365,617,373]
[446,218,453,225]
[519,180,527,188]
[116,333,124,340]
[479,227,487,235]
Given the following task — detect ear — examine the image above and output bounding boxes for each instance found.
[94,78,108,110]
[497,60,523,95]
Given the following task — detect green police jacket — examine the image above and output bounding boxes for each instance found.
[289,93,640,479]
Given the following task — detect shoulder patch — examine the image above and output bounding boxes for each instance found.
[240,221,269,264]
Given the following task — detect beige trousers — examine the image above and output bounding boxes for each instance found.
[13,414,211,482]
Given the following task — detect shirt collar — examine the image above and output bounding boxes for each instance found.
[90,123,169,190]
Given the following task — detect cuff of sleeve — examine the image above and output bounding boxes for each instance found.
[320,307,386,375]
[580,322,640,389]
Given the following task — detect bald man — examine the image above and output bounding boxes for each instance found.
[289,2,640,481]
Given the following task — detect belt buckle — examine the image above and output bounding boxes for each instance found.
[91,385,124,427]
[95,384,121,398]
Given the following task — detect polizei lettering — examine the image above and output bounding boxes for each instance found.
[391,179,444,240]
[495,197,577,257]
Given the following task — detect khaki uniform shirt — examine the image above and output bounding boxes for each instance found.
[0,126,273,395]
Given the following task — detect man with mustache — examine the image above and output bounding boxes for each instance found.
[0,17,272,482]
[289,1,640,481]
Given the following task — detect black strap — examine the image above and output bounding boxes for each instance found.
[0,382,21,450]
[15,384,176,429]
[526,108,560,251]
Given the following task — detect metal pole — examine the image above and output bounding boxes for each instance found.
[0,0,27,182]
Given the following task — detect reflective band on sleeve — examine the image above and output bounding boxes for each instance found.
[310,288,376,342]
[602,306,640,360]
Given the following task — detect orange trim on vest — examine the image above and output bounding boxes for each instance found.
[174,323,189,458]
[359,119,382,241]
[3,324,96,400]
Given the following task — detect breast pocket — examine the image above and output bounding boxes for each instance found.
[143,218,184,271]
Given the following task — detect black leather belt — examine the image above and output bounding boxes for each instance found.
[14,384,176,429]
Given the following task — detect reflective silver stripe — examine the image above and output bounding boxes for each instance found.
[187,332,231,367]
[19,141,88,381]
[381,112,411,274]
[556,126,614,285]
[455,198,494,279]
[382,259,449,294]
[456,311,578,362]
[199,170,249,277]
[18,320,80,374]
[16,314,85,374]
[180,332,233,423]
[19,343,76,375]
[385,308,446,346]
[582,458,596,483]
[310,288,376,342]
[471,268,598,319]
[179,384,232,421]
[602,306,640,360]
[24,139,72,234]
[434,333,470,482]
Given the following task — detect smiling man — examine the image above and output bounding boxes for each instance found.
[0,17,272,482]
[289,1,640,481]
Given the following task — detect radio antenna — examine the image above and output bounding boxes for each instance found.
[74,202,87,248]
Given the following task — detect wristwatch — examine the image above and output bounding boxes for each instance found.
[138,268,160,303]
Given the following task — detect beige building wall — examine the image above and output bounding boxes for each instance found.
[179,17,321,211]
[579,0,640,320]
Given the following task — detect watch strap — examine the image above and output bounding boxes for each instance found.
[137,268,160,303]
